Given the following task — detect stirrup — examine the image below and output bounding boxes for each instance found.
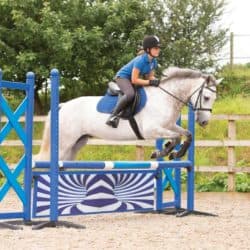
[106,115,120,128]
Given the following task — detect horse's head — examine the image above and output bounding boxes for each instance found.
[189,75,223,127]
[159,67,222,127]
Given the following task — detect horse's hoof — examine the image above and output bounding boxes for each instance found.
[169,151,178,160]
[164,141,171,148]
[151,151,160,159]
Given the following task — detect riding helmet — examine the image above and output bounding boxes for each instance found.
[143,35,160,51]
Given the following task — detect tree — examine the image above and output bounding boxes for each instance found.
[0,0,227,113]
[153,0,228,69]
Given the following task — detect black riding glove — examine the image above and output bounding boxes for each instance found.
[149,79,160,87]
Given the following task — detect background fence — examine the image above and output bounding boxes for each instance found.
[219,32,250,66]
[1,114,250,192]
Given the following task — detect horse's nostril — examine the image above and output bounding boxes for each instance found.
[202,121,208,126]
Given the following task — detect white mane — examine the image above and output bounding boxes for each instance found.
[161,67,217,86]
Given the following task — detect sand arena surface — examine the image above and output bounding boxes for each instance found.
[0,192,249,250]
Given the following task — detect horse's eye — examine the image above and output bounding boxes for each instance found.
[204,96,210,101]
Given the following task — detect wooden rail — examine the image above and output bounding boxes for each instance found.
[1,114,250,191]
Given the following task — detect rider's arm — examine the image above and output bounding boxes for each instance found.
[148,70,156,80]
[131,67,151,86]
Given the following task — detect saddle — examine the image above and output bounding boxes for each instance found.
[97,81,147,118]
[97,81,147,139]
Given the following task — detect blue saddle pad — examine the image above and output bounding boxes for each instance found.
[97,87,147,114]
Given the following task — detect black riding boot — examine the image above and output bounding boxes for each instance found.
[106,95,129,128]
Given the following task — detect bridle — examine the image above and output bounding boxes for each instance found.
[192,80,216,112]
[158,76,217,112]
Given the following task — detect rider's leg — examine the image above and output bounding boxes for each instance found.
[106,94,130,127]
[106,78,135,128]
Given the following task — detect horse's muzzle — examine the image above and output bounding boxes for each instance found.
[199,120,208,127]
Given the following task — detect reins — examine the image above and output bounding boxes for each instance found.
[158,77,216,112]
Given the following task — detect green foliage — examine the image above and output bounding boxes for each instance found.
[0,172,24,187]
[196,173,228,192]
[196,173,250,192]
[218,64,250,97]
[236,174,250,192]
[213,95,250,114]
[195,148,227,166]
[75,145,154,161]
[0,177,3,186]
[0,89,26,111]
[0,0,228,113]
[195,121,228,139]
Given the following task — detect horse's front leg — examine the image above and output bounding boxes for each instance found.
[169,128,192,160]
[144,127,181,159]
[151,137,181,159]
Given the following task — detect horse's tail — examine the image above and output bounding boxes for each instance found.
[34,103,65,162]
[33,111,51,161]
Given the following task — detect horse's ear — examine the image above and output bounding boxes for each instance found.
[215,78,223,85]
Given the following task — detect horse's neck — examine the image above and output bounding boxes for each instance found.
[162,77,203,102]
[145,77,203,115]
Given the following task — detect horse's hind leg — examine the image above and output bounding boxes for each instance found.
[70,135,89,160]
[58,137,88,163]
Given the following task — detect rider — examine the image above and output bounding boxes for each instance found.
[106,35,161,128]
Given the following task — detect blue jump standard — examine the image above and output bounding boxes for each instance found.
[0,69,35,230]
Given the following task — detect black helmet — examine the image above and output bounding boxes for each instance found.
[143,35,160,51]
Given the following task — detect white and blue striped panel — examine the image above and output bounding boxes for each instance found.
[33,172,155,217]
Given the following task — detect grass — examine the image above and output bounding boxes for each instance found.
[213,95,250,114]
[1,122,44,140]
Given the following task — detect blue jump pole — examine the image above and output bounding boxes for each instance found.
[33,69,60,229]
[23,72,35,223]
[187,105,195,211]
[49,69,60,224]
[34,160,192,169]
[174,117,182,209]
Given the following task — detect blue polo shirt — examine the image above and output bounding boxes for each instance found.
[116,53,158,79]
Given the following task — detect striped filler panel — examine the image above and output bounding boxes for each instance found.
[33,172,155,217]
